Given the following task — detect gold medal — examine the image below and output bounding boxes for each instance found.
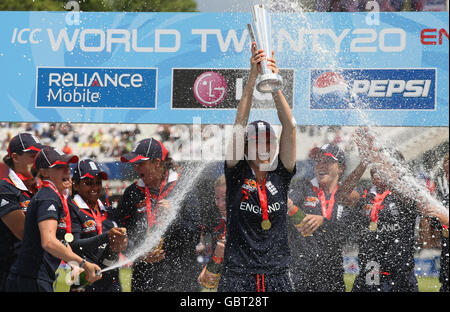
[64,233,74,243]
[369,222,378,232]
[261,219,271,230]
[443,227,449,238]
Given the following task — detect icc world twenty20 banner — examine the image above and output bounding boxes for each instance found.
[0,11,448,126]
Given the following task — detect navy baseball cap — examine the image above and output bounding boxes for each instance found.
[7,133,46,157]
[121,138,169,163]
[34,147,79,171]
[311,143,345,165]
[245,120,277,142]
[72,159,108,181]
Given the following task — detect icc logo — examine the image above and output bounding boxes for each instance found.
[193,71,228,107]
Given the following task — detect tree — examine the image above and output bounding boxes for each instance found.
[0,0,198,12]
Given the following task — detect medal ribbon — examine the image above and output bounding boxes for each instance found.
[79,201,107,235]
[256,177,269,224]
[214,217,227,239]
[313,185,338,221]
[43,181,71,234]
[370,190,391,224]
[144,172,169,228]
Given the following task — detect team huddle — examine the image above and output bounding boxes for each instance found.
[0,43,448,293]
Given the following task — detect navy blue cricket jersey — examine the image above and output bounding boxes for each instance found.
[430,181,449,292]
[9,182,69,283]
[69,194,121,292]
[223,158,296,275]
[0,171,34,277]
[115,170,202,292]
[288,177,351,292]
[351,186,419,292]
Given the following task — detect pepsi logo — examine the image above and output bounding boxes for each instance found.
[312,72,348,96]
[310,69,436,110]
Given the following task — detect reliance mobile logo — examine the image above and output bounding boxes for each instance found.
[310,69,436,110]
[36,67,157,109]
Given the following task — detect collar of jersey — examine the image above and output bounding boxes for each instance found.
[369,186,378,195]
[73,194,107,211]
[8,168,30,192]
[310,177,342,191]
[310,177,319,188]
[43,179,70,198]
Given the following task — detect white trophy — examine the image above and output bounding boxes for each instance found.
[247,4,283,93]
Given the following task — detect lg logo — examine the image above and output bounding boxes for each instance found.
[193,71,228,107]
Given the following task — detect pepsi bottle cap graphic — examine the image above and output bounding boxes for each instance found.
[312,72,348,95]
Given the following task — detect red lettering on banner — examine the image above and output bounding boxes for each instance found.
[421,28,449,45]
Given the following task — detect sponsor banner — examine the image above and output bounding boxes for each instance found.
[36,67,157,109]
[172,68,294,109]
[310,69,436,110]
[0,11,448,126]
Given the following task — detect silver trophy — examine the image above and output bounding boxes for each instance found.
[248,4,283,93]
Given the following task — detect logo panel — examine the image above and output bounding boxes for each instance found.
[310,69,436,110]
[172,68,294,109]
[36,67,157,109]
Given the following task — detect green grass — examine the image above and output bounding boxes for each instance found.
[54,268,441,292]
[54,267,132,292]
[344,274,441,292]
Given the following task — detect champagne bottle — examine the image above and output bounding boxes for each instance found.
[200,240,224,289]
[288,207,310,237]
[72,270,91,291]
[206,256,223,275]
[200,257,222,290]
[288,206,307,226]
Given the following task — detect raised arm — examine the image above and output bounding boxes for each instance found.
[268,53,296,172]
[335,128,372,208]
[225,43,264,168]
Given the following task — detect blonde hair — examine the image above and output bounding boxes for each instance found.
[214,174,226,190]
[443,152,449,169]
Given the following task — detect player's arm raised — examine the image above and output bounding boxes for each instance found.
[225,43,264,168]
[269,53,296,173]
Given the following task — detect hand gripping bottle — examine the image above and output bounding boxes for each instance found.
[201,240,225,289]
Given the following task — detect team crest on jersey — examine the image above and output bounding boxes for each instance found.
[243,179,257,191]
[19,200,30,210]
[266,181,278,195]
[136,200,147,213]
[363,204,373,216]
[304,196,319,207]
[58,217,67,229]
[82,220,97,233]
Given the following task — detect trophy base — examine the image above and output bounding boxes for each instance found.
[256,74,283,93]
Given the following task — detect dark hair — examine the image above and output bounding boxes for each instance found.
[162,153,178,172]
[2,150,25,169]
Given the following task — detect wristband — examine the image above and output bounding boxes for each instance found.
[79,259,86,269]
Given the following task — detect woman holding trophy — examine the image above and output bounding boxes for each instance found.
[219,5,297,292]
